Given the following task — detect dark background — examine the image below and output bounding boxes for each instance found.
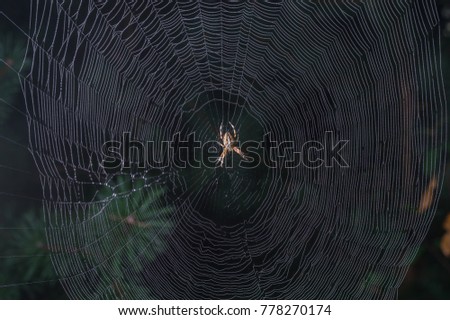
[0,0,449,299]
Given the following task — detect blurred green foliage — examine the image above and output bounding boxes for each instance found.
[0,33,29,125]
[92,176,173,298]
[0,177,173,299]
[0,209,64,299]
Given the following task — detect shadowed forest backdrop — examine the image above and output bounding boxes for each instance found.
[0,0,449,299]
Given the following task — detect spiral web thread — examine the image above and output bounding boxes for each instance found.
[1,0,445,298]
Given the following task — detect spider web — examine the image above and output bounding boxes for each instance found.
[0,0,446,299]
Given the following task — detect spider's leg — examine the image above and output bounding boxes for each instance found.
[229,121,237,139]
[216,149,227,167]
[233,146,247,160]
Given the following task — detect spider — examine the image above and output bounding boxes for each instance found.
[216,122,247,167]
